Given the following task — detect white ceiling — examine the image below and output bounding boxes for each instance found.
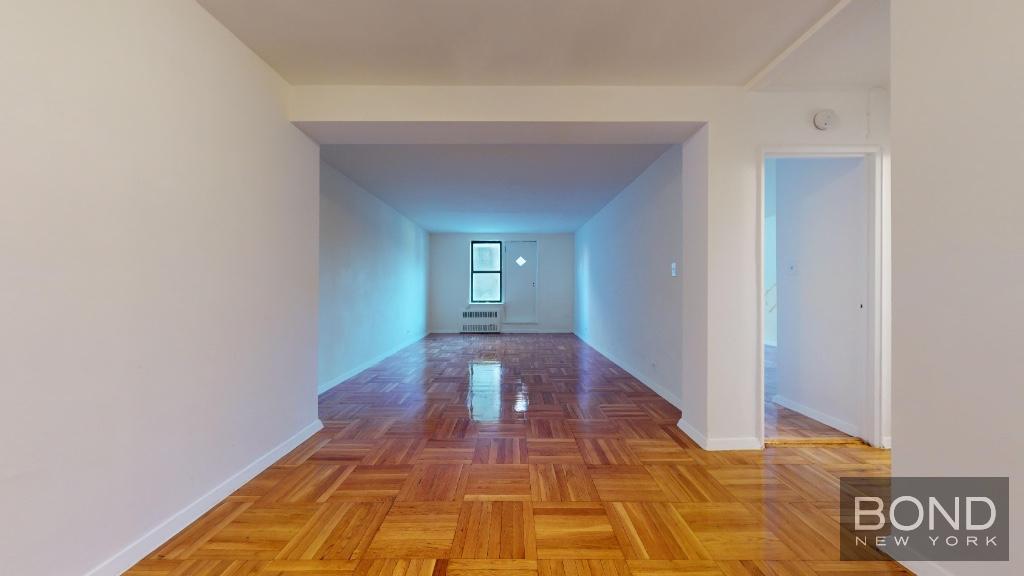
[197,0,839,86]
[759,0,890,90]
[322,144,673,233]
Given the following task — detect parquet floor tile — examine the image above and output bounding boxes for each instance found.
[151,499,254,560]
[532,503,623,559]
[645,465,737,503]
[396,464,469,502]
[616,421,674,440]
[576,438,640,466]
[163,559,266,576]
[364,502,461,558]
[328,465,413,502]
[588,466,672,502]
[416,440,478,464]
[704,467,805,503]
[262,559,357,574]
[629,560,725,576]
[258,464,353,505]
[527,439,585,464]
[474,438,529,464]
[193,506,316,559]
[714,560,813,576]
[624,440,694,464]
[529,418,575,439]
[605,502,709,560]
[451,501,536,559]
[361,439,426,465]
[465,464,532,501]
[128,334,902,575]
[748,503,840,561]
[671,503,796,561]
[803,560,913,574]
[307,440,376,464]
[539,559,632,576]
[354,558,440,576]
[448,559,538,576]
[530,464,600,502]
[276,501,389,560]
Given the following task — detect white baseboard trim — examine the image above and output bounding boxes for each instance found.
[84,419,324,576]
[882,435,892,449]
[571,333,683,410]
[676,417,707,448]
[318,332,427,395]
[677,417,761,451]
[705,435,763,451]
[771,394,860,437]
[499,327,573,334]
[428,328,573,334]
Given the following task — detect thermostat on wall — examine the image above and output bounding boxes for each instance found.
[813,109,837,131]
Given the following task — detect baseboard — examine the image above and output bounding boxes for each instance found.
[705,435,763,450]
[499,327,573,334]
[882,435,892,449]
[677,417,761,451]
[771,394,860,437]
[84,419,324,576]
[571,333,684,410]
[318,332,427,395]
[428,328,573,334]
[676,417,708,448]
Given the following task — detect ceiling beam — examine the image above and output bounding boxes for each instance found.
[743,0,853,91]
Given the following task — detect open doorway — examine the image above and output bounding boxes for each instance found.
[760,150,890,447]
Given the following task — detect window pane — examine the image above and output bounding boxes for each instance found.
[472,242,501,271]
[472,272,501,302]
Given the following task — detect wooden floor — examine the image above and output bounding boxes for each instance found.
[763,346,859,445]
[127,334,907,575]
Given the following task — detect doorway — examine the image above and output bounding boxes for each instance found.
[503,240,538,324]
[759,149,890,447]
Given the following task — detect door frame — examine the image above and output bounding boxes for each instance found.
[756,146,891,448]
[503,240,539,324]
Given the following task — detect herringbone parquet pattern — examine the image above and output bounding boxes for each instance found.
[126,334,908,576]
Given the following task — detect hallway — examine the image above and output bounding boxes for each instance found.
[128,334,903,575]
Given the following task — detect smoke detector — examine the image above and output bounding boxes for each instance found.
[813,109,837,131]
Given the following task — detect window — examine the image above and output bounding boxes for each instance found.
[471,241,502,302]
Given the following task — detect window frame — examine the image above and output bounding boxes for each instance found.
[470,240,503,303]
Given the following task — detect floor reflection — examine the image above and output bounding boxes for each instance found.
[467,361,528,421]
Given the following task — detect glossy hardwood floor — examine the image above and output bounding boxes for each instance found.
[127,334,907,575]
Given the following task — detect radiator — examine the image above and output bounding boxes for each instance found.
[460,307,502,333]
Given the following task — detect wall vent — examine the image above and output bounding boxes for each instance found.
[461,307,502,333]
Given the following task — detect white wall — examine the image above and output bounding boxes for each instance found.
[774,157,868,437]
[0,2,320,575]
[575,145,686,409]
[289,85,890,448]
[319,162,428,393]
[680,128,711,442]
[892,2,1023,574]
[429,233,574,333]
